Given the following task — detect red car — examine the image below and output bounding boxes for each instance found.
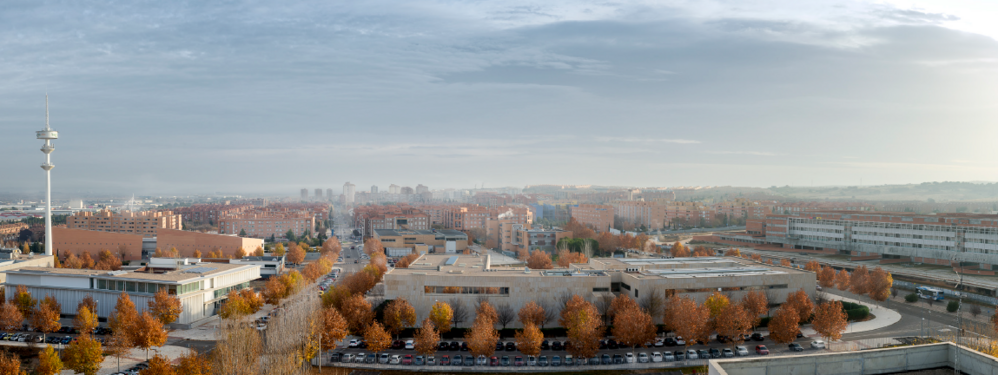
[490,356,499,366]
[756,345,769,355]
[402,354,412,365]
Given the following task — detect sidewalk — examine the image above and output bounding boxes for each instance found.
[750,294,901,338]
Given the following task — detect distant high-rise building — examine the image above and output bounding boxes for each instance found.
[315,189,323,199]
[300,188,308,200]
[401,186,414,194]
[343,182,356,205]
[371,185,379,194]
[389,184,400,194]
[326,188,333,201]
[416,184,429,194]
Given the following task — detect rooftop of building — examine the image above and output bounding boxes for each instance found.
[387,253,795,279]
[790,210,998,219]
[374,229,467,237]
[4,262,255,282]
[238,256,285,262]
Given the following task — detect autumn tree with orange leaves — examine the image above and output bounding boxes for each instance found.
[868,267,894,302]
[751,253,762,261]
[556,249,588,267]
[383,299,417,338]
[612,303,656,354]
[812,300,849,342]
[671,242,690,257]
[780,259,792,267]
[768,305,800,344]
[561,295,604,359]
[465,314,500,357]
[741,290,769,329]
[341,294,374,334]
[149,288,183,325]
[364,321,392,354]
[515,323,544,356]
[287,243,306,265]
[518,301,546,328]
[320,307,349,351]
[817,266,836,289]
[785,289,815,323]
[414,318,440,356]
[666,295,710,345]
[526,250,553,269]
[849,265,870,296]
[804,260,821,272]
[475,299,498,326]
[835,269,851,291]
[715,303,753,348]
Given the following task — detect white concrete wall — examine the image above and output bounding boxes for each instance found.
[709,343,995,375]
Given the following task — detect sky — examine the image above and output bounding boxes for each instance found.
[2,0,997,197]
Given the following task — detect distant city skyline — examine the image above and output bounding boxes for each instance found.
[1,1,996,195]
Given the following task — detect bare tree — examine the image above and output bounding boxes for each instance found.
[594,294,615,326]
[969,304,982,318]
[495,303,515,330]
[891,288,899,300]
[540,301,558,329]
[450,298,469,328]
[640,289,665,323]
[557,292,574,310]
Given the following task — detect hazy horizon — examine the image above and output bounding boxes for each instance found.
[2,1,997,196]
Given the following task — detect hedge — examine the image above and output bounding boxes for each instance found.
[905,293,919,303]
[947,301,960,313]
[839,301,869,321]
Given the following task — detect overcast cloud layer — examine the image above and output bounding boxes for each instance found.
[2,0,997,196]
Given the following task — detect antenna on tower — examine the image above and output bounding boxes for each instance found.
[45,94,50,130]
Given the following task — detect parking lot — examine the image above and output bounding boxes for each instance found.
[323,333,828,370]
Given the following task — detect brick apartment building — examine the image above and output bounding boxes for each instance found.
[571,204,613,232]
[217,209,316,239]
[353,205,431,237]
[67,210,182,237]
[0,223,28,239]
[169,203,253,225]
[612,201,667,229]
[52,227,263,261]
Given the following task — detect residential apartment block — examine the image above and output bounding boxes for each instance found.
[67,210,182,237]
[612,201,667,229]
[702,210,998,275]
[571,204,614,232]
[217,209,316,239]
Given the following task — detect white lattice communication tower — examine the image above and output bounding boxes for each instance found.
[36,95,58,256]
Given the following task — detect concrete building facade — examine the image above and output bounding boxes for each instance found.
[384,254,814,327]
[373,229,468,255]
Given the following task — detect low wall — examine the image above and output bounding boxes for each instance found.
[708,343,997,375]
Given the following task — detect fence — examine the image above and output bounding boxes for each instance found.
[316,357,709,371]
[828,338,900,352]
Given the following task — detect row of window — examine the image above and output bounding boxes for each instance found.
[94,279,191,295]
[214,282,251,299]
[663,284,788,296]
[423,286,510,295]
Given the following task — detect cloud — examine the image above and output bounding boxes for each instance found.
[0,0,997,195]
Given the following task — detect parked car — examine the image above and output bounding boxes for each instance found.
[528,355,537,366]
[538,355,549,367]
[389,354,401,364]
[674,350,686,361]
[348,339,359,348]
[723,348,735,357]
[414,355,424,365]
[341,354,354,363]
[501,355,511,366]
[686,349,698,360]
[551,341,562,350]
[789,343,804,352]
[811,340,826,349]
[365,354,376,363]
[440,355,450,365]
[698,349,710,359]
[735,346,750,356]
[438,341,449,351]
[613,354,624,364]
[426,355,436,365]
[379,353,390,364]
[664,351,676,362]
[405,339,414,350]
[601,354,611,365]
[490,356,499,366]
[354,353,365,363]
[710,348,721,358]
[451,355,463,366]
[664,337,677,346]
[638,352,649,363]
[514,356,524,366]
[625,352,635,363]
[551,355,562,366]
[675,336,686,346]
[751,333,765,341]
[564,354,574,366]
[756,345,770,355]
[477,355,487,366]
[505,342,516,351]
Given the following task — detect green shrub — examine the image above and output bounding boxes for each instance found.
[759,316,772,327]
[844,306,869,321]
[947,301,960,313]
[905,293,919,303]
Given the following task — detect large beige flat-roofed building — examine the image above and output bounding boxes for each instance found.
[3,259,260,327]
[384,254,814,327]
